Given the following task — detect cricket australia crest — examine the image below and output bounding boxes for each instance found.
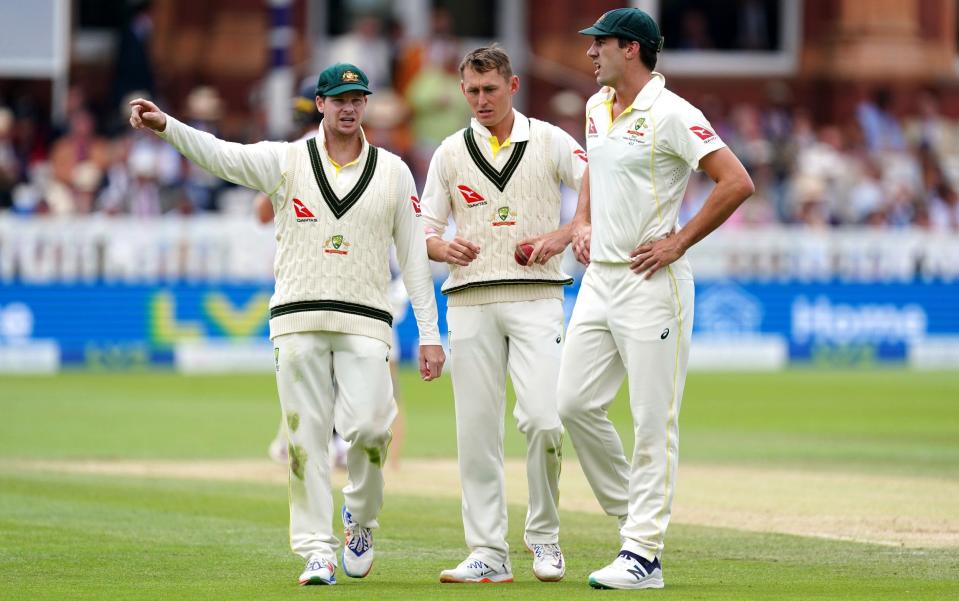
[492,205,517,226]
[324,234,351,254]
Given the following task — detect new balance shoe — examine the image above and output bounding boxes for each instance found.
[588,549,663,589]
[439,556,513,583]
[524,535,565,582]
[341,505,374,578]
[298,555,336,586]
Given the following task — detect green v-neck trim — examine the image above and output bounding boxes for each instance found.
[307,138,378,219]
[463,126,528,192]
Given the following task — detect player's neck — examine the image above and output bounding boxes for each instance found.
[612,71,652,117]
[323,127,363,166]
[487,109,515,143]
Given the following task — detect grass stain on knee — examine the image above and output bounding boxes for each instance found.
[286,412,300,433]
[289,444,307,480]
[365,447,383,467]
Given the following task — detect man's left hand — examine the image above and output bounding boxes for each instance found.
[521,228,572,265]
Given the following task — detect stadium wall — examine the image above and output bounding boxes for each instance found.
[1,216,957,372]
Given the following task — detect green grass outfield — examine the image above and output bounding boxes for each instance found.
[1,369,957,599]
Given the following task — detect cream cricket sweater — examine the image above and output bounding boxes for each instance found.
[157,117,440,347]
[421,113,585,307]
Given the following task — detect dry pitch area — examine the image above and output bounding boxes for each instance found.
[14,456,958,549]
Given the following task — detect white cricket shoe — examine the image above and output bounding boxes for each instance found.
[524,535,565,582]
[588,549,663,589]
[298,555,336,586]
[439,556,513,583]
[341,506,374,578]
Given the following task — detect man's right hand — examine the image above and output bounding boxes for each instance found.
[441,237,480,267]
[128,98,168,133]
[572,222,591,265]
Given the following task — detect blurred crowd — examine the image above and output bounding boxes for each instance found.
[685,86,959,232]
[0,8,958,233]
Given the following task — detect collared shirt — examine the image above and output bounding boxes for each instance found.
[421,108,585,239]
[585,72,725,266]
[312,124,370,187]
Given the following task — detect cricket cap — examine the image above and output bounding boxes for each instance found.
[579,8,664,52]
[315,63,372,97]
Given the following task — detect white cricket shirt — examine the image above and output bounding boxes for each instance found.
[585,72,725,273]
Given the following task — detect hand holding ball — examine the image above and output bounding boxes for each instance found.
[514,243,535,266]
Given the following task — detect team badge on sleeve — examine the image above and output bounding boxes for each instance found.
[689,125,717,142]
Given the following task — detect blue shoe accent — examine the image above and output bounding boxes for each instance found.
[618,549,660,578]
[341,505,374,578]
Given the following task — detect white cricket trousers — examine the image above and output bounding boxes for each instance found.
[558,262,694,561]
[273,331,396,563]
[448,298,565,566]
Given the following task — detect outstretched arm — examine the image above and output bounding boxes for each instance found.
[129,97,286,196]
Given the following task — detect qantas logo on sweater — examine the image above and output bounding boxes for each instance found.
[410,195,421,216]
[689,125,717,142]
[457,185,487,207]
[574,149,588,163]
[293,198,317,222]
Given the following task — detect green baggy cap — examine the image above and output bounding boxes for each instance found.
[315,63,373,97]
[579,8,664,52]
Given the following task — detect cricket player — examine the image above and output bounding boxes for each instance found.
[261,81,404,473]
[129,63,445,586]
[558,8,754,590]
[420,45,586,583]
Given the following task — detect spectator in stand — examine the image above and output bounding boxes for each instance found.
[857,88,906,156]
[49,108,110,193]
[363,89,414,162]
[405,47,473,184]
[326,15,392,92]
[929,183,959,232]
[393,7,460,95]
[46,161,102,215]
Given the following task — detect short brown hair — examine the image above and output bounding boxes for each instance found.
[459,44,513,79]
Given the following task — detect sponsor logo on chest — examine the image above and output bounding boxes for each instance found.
[457,184,487,208]
[293,198,317,222]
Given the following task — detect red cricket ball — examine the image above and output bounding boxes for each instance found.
[514,243,535,266]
